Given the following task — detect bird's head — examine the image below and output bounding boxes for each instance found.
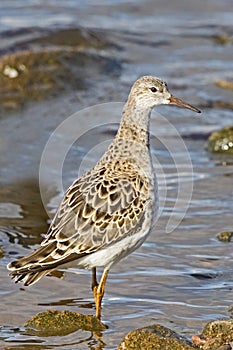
[128,76,201,113]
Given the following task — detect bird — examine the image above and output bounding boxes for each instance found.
[7,76,200,319]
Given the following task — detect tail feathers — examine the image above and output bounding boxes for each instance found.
[8,242,57,271]
[11,270,50,286]
[7,242,82,286]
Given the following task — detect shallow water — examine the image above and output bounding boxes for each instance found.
[0,1,233,349]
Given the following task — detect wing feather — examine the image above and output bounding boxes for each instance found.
[43,160,149,258]
[8,159,149,284]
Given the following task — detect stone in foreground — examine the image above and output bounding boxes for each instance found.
[25,310,106,336]
[192,319,233,350]
[117,324,197,350]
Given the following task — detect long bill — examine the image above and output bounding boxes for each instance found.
[169,95,201,113]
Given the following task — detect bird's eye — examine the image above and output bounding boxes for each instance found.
[150,87,157,93]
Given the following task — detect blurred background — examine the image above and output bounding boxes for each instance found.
[0,1,233,349]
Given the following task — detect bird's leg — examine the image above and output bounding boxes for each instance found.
[94,268,109,319]
[92,267,99,300]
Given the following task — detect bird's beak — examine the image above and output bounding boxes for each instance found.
[169,95,201,113]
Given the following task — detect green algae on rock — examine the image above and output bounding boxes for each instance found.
[192,319,233,350]
[202,319,233,342]
[217,231,233,243]
[213,34,233,45]
[206,126,233,154]
[117,324,197,350]
[0,27,121,112]
[25,309,107,336]
[0,48,85,110]
[0,48,120,111]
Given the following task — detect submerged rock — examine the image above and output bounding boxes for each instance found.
[206,126,233,154]
[192,319,233,350]
[25,309,107,336]
[117,324,196,350]
[0,49,121,111]
[0,27,121,112]
[217,231,233,242]
[0,49,82,110]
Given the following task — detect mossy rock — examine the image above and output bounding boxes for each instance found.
[215,80,233,90]
[117,324,197,350]
[0,27,121,112]
[0,49,84,111]
[213,34,233,45]
[206,126,233,154]
[192,319,233,349]
[25,310,107,336]
[217,231,233,242]
[202,319,233,342]
[0,48,121,111]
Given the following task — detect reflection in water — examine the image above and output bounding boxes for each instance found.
[0,179,50,248]
[1,320,107,349]
[1,332,106,350]
[38,297,95,309]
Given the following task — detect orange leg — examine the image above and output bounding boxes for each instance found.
[93,268,109,319]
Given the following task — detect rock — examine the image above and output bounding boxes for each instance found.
[213,34,233,45]
[0,48,120,111]
[215,80,233,90]
[25,309,107,336]
[0,27,121,112]
[202,319,233,342]
[117,324,196,350]
[217,231,233,242]
[206,126,233,153]
[192,319,233,350]
[192,335,230,349]
[0,48,83,106]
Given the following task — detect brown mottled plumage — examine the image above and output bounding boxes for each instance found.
[8,76,200,318]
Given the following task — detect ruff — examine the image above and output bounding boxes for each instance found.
[8,76,200,318]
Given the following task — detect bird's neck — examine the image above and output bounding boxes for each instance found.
[116,96,152,146]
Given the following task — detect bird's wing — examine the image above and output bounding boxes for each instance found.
[8,159,150,283]
[41,159,149,260]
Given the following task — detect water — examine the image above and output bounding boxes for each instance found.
[0,1,233,349]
